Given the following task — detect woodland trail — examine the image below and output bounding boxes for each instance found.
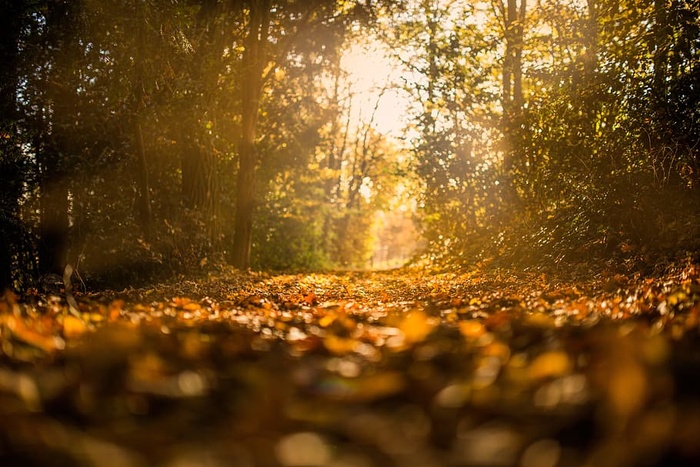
[2,265,700,466]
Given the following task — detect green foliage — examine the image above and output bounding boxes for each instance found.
[386,0,700,269]
[508,0,700,265]
[4,0,700,286]
[252,208,328,271]
[2,0,383,288]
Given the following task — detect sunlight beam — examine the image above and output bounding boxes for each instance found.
[340,40,409,138]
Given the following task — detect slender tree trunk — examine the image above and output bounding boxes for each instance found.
[181,0,224,232]
[583,0,598,81]
[426,1,439,134]
[231,0,271,270]
[0,0,23,288]
[134,119,153,238]
[653,0,668,91]
[502,0,526,132]
[513,0,526,107]
[39,176,69,276]
[232,138,257,269]
[501,0,526,207]
[652,0,670,146]
[583,0,599,136]
[133,1,152,239]
[0,0,20,123]
[502,0,515,107]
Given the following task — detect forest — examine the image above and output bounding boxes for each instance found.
[2,0,700,466]
[1,0,698,288]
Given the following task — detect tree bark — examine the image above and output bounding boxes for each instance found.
[582,0,598,135]
[39,178,69,275]
[134,118,153,239]
[39,0,79,275]
[502,0,526,122]
[0,0,23,288]
[181,0,224,220]
[181,138,210,209]
[652,0,670,108]
[133,1,153,239]
[501,0,526,206]
[231,0,271,270]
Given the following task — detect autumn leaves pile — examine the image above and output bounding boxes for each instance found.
[1,266,700,465]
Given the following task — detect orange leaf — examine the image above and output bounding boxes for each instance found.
[528,351,572,381]
[303,292,317,306]
[2,315,63,353]
[399,311,436,344]
[459,320,485,339]
[63,315,87,339]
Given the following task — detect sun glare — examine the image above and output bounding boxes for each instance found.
[339,39,424,269]
[340,41,408,138]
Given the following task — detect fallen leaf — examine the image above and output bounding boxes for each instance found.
[399,311,436,344]
[63,315,87,339]
[528,351,572,381]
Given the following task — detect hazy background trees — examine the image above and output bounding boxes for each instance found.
[1,0,699,290]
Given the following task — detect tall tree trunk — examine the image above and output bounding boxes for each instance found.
[652,0,670,147]
[502,0,526,137]
[231,0,271,270]
[0,0,23,288]
[583,0,598,81]
[39,175,69,276]
[134,118,153,239]
[653,0,668,91]
[133,1,153,239]
[322,54,347,257]
[501,0,527,207]
[512,0,526,107]
[0,0,20,128]
[583,0,599,136]
[425,1,439,135]
[181,0,224,229]
[39,0,79,276]
[181,138,210,209]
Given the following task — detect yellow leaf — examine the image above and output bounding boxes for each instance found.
[459,320,485,339]
[183,302,201,312]
[324,335,356,355]
[528,351,572,381]
[399,311,436,344]
[526,312,555,328]
[63,315,87,339]
[318,312,337,328]
[2,315,63,353]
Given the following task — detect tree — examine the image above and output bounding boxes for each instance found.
[0,0,27,289]
[230,0,271,270]
[493,0,527,206]
[381,0,504,263]
[37,0,84,276]
[230,0,362,270]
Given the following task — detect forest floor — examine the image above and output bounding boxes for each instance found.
[2,261,700,466]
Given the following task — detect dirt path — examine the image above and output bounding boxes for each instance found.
[2,266,700,466]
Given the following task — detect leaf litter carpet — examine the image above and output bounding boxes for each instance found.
[2,264,700,466]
